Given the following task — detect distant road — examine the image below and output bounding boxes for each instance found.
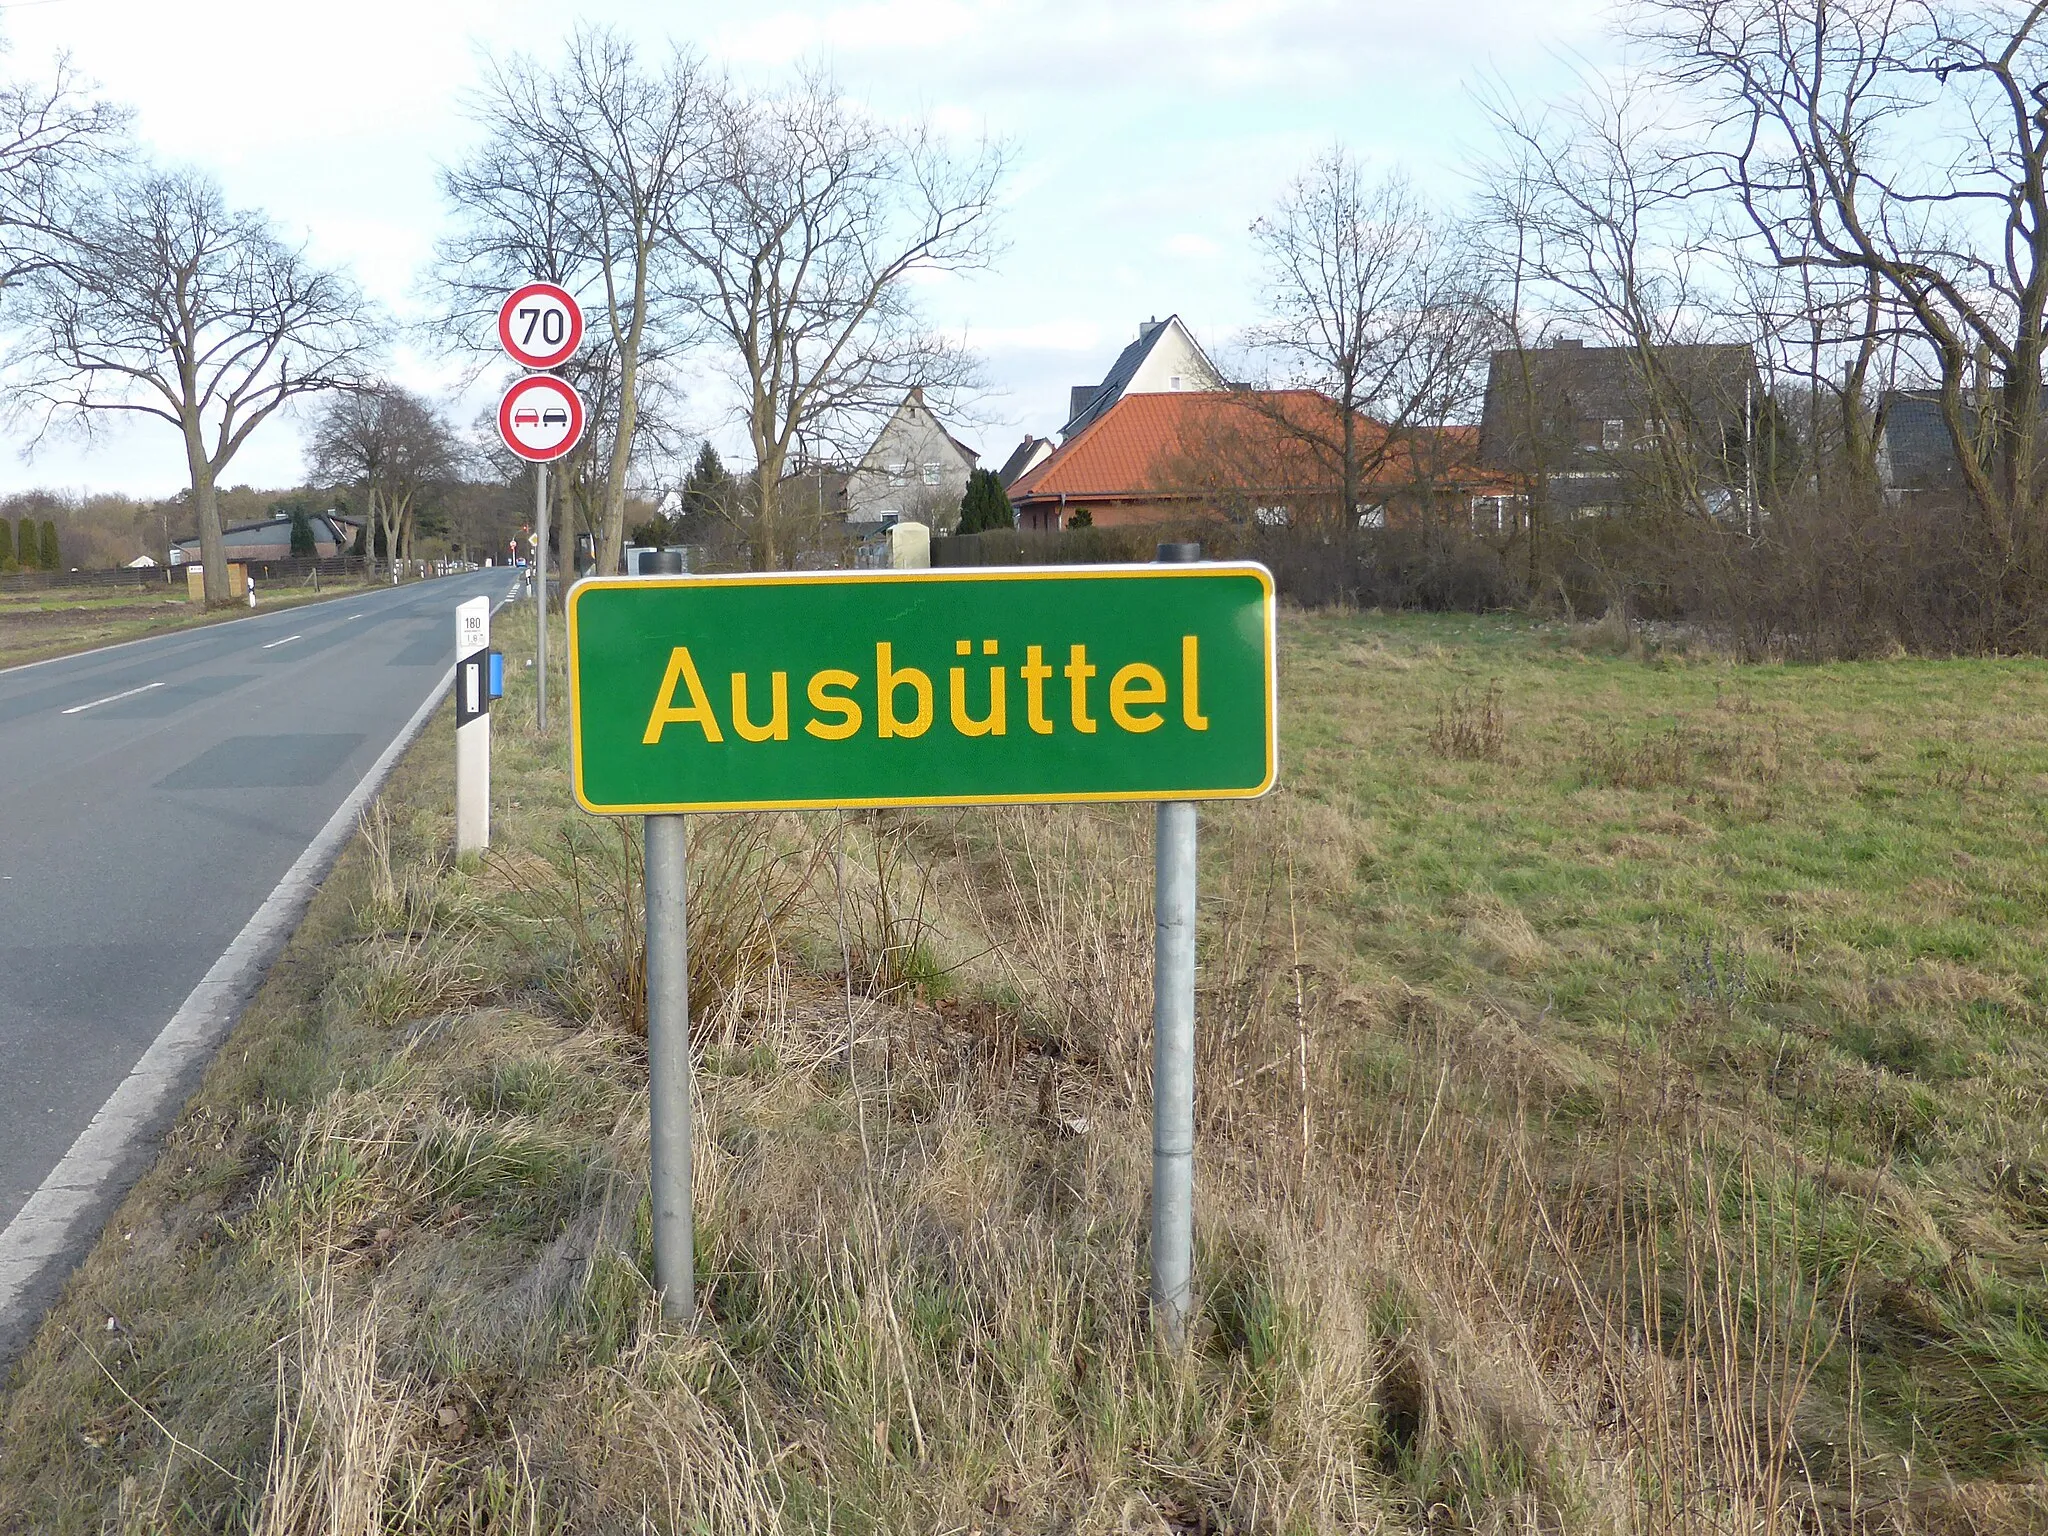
[0,569,513,1361]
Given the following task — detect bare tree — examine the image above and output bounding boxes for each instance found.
[14,167,379,601]
[670,73,1005,570]
[307,387,456,579]
[440,29,712,575]
[0,48,126,297]
[1642,0,2048,636]
[1248,149,1497,525]
[1477,69,1740,524]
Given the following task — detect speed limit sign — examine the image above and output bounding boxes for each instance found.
[497,281,584,370]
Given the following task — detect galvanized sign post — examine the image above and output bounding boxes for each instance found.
[535,467,549,733]
[568,562,1277,1329]
[1149,541,1201,1344]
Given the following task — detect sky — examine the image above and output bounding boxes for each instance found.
[0,0,1611,499]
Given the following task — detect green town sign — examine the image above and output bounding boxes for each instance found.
[567,565,1277,814]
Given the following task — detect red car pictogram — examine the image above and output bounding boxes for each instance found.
[513,407,540,429]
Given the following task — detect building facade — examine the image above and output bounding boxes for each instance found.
[844,388,980,530]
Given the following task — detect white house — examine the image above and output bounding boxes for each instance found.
[1061,315,1226,440]
[845,388,979,529]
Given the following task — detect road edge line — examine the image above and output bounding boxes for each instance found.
[0,655,463,1348]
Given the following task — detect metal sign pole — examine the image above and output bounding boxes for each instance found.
[1151,540,1202,1345]
[644,813,694,1321]
[535,463,549,734]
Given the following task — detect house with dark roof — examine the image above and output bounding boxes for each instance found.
[1009,390,1511,532]
[1477,339,1760,518]
[996,435,1055,489]
[169,511,354,565]
[1875,389,2002,501]
[846,387,979,528]
[1060,316,1226,440]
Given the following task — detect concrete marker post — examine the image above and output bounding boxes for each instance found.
[1151,539,1202,1346]
[644,813,694,1321]
[455,596,492,853]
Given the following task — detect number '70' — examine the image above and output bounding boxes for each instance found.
[518,306,567,348]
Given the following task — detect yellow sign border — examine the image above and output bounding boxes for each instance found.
[565,562,1279,815]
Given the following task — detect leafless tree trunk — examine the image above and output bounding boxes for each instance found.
[1248,149,1497,527]
[13,168,378,602]
[670,73,1004,570]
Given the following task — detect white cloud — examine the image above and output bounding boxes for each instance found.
[966,320,1103,353]
[0,0,1617,495]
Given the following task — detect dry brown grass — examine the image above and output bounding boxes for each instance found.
[3,605,2044,1533]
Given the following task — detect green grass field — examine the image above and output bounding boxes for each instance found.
[2,607,2043,1533]
[0,577,383,669]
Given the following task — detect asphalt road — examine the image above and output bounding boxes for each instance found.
[0,569,514,1358]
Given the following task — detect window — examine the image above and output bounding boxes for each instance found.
[1357,504,1387,530]
[921,462,941,486]
[1169,374,1183,390]
[1254,505,1290,526]
[1602,418,1625,450]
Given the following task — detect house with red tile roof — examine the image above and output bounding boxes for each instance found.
[1007,389,1517,533]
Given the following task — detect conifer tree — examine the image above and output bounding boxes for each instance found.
[0,518,13,573]
[289,504,316,558]
[954,468,1012,534]
[18,520,36,569]
[38,520,58,570]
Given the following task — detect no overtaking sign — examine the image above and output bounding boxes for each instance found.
[498,374,585,463]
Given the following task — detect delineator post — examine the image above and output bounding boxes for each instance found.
[455,596,491,853]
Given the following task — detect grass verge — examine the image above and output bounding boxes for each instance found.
[0,577,389,670]
[2,606,2045,1532]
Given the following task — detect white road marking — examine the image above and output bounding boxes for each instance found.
[61,682,164,715]
[346,613,364,620]
[260,634,302,650]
